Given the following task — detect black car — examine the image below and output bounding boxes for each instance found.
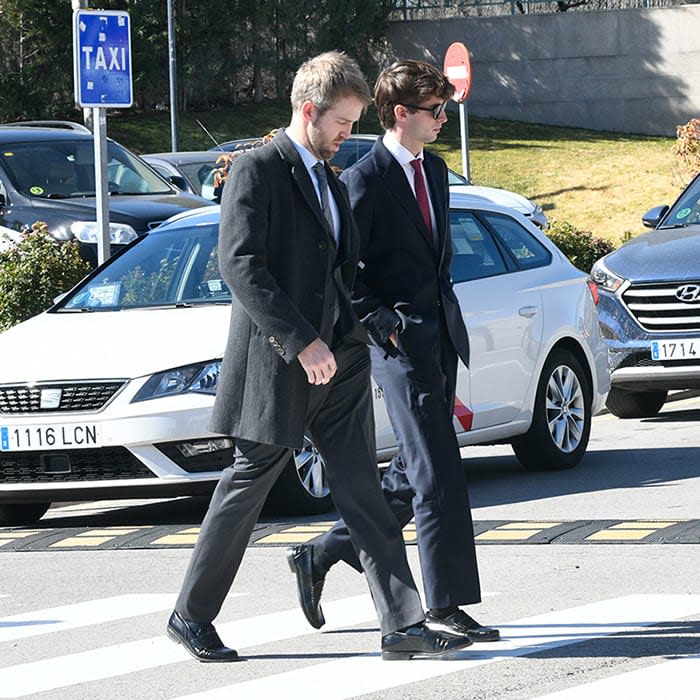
[0,121,209,264]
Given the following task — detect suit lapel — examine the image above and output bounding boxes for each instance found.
[422,153,447,253]
[374,140,436,255]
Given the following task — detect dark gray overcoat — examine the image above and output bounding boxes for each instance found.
[209,129,367,448]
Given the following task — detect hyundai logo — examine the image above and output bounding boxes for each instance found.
[675,284,700,303]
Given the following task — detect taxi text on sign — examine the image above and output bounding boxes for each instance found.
[73,10,133,109]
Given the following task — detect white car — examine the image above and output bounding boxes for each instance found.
[0,195,608,525]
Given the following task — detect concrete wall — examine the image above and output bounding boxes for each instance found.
[385,6,700,135]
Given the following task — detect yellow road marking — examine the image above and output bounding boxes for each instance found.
[153,534,199,545]
[476,530,542,540]
[51,537,114,547]
[587,529,656,541]
[610,521,678,529]
[496,522,563,530]
[0,530,42,539]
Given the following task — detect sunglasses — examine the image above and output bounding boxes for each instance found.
[403,102,448,120]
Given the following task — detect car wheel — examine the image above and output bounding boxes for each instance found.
[0,502,51,526]
[512,349,592,471]
[606,387,668,419]
[266,435,333,515]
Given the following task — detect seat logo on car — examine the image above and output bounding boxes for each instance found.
[675,284,700,303]
[40,388,62,410]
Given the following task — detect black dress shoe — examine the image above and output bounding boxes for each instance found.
[287,544,325,629]
[167,611,240,662]
[381,622,473,660]
[425,608,500,643]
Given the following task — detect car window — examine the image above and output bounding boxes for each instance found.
[0,139,172,198]
[663,175,700,226]
[480,211,552,270]
[449,210,509,282]
[61,223,230,310]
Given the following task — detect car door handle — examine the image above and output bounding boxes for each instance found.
[519,305,538,318]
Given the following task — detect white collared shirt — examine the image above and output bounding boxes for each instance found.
[382,131,437,235]
[286,131,340,243]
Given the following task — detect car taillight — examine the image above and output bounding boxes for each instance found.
[586,279,600,305]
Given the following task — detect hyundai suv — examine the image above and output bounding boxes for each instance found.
[592,172,700,417]
[0,121,209,264]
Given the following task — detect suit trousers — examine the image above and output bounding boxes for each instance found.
[174,338,425,636]
[316,319,482,610]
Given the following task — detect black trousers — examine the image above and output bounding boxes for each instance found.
[174,339,425,635]
[317,319,482,609]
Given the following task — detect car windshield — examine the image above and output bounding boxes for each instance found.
[59,222,229,311]
[662,175,700,227]
[0,138,173,199]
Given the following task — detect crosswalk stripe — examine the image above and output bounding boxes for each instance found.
[171,594,700,700]
[0,594,176,643]
[533,653,700,698]
[0,594,375,698]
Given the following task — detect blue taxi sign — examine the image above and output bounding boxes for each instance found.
[73,10,132,108]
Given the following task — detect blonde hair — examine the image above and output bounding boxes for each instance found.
[291,51,371,114]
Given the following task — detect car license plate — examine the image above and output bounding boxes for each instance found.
[650,339,699,362]
[0,424,101,451]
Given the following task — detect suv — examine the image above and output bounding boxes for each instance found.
[591,172,700,418]
[0,121,209,264]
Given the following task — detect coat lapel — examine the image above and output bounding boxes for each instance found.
[273,129,332,237]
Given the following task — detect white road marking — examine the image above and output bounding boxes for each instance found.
[172,594,700,700]
[533,653,700,698]
[0,594,176,643]
[0,594,376,698]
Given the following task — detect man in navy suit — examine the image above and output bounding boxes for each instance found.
[289,60,499,643]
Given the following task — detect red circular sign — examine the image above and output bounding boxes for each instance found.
[443,42,472,103]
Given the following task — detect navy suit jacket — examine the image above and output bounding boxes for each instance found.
[340,138,470,367]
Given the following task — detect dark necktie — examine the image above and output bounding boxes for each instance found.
[410,158,436,249]
[312,161,336,241]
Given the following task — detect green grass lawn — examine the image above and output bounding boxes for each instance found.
[108,102,683,245]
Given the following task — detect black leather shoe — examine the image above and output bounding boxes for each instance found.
[425,608,500,643]
[287,544,325,629]
[167,611,240,662]
[381,622,473,660]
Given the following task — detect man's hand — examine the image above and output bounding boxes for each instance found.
[389,329,398,347]
[298,338,337,385]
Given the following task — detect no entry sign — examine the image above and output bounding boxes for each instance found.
[443,42,472,103]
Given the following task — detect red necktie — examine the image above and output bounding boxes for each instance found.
[410,159,435,247]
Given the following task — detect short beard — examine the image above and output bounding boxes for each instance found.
[308,120,335,161]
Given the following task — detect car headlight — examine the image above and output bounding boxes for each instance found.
[70,221,139,244]
[132,360,222,402]
[590,258,625,292]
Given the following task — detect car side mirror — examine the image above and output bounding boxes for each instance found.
[167,175,189,191]
[642,204,668,229]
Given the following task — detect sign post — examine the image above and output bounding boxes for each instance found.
[73,10,132,265]
[443,42,472,182]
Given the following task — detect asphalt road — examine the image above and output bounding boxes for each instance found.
[1,393,699,699]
